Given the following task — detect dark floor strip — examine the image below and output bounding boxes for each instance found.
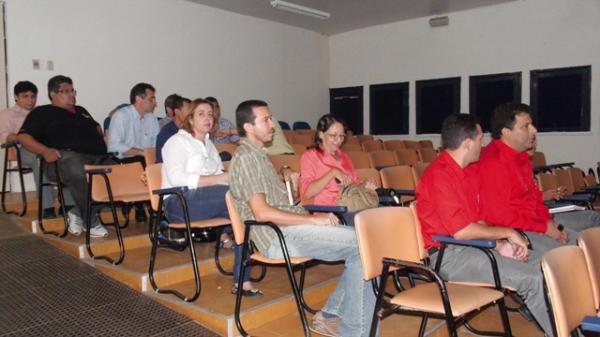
[0,214,219,337]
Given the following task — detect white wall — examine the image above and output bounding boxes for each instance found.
[4,0,329,127]
[330,0,600,171]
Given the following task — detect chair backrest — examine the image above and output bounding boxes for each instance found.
[291,143,307,155]
[531,151,547,167]
[346,151,372,169]
[292,121,311,130]
[85,162,147,202]
[394,149,420,166]
[355,205,424,281]
[283,130,294,143]
[215,143,238,157]
[344,135,360,145]
[537,172,560,192]
[278,120,291,130]
[144,147,157,166]
[383,140,405,151]
[356,135,374,144]
[403,140,421,150]
[419,140,434,149]
[417,148,438,163]
[368,150,398,169]
[541,246,596,337]
[355,168,382,188]
[380,165,416,202]
[225,191,246,245]
[341,143,363,152]
[145,163,162,212]
[584,169,598,187]
[577,227,600,310]
[554,169,576,195]
[290,133,314,146]
[411,162,430,186]
[361,140,385,152]
[568,167,587,192]
[269,154,300,173]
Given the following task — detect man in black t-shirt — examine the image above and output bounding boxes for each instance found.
[18,75,109,237]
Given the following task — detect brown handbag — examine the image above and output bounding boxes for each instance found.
[337,183,379,212]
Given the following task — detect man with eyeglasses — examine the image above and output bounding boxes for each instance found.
[18,75,109,237]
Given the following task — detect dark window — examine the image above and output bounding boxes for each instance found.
[416,77,460,134]
[369,82,409,135]
[469,72,521,132]
[330,86,363,135]
[530,65,590,132]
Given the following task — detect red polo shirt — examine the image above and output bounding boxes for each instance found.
[416,151,480,249]
[477,139,550,233]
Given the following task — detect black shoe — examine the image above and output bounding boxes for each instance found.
[157,221,187,251]
[42,208,57,219]
[135,205,147,222]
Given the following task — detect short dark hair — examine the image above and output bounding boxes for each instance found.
[441,114,480,150]
[205,96,219,106]
[490,102,532,139]
[47,75,72,100]
[129,82,155,104]
[14,81,38,96]
[308,114,346,152]
[235,100,268,137]
[164,94,188,111]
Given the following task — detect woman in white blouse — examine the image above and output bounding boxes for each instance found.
[161,98,260,296]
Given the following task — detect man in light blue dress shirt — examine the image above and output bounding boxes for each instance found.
[107,82,159,164]
[107,82,159,222]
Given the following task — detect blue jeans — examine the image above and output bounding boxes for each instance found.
[163,184,250,283]
[265,224,377,337]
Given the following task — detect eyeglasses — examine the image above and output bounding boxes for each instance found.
[325,133,346,140]
[57,89,77,95]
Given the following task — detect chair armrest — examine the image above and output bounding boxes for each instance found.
[1,140,18,149]
[432,235,496,249]
[582,316,600,332]
[560,194,594,203]
[393,189,415,196]
[303,205,348,214]
[85,168,112,175]
[152,186,189,196]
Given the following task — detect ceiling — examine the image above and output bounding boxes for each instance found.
[184,0,516,35]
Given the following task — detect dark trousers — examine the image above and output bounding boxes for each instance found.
[43,150,114,218]
[163,184,251,283]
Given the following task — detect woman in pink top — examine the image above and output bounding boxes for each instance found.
[300,115,376,224]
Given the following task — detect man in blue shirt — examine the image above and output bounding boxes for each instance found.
[107,83,159,164]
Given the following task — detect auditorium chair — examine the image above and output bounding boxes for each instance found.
[84,162,150,265]
[1,141,31,216]
[145,163,232,301]
[542,245,600,337]
[355,205,513,337]
[347,151,372,169]
[225,192,314,337]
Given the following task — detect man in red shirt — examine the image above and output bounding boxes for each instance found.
[478,103,575,253]
[417,113,552,337]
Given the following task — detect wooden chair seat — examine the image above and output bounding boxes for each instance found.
[250,253,311,265]
[168,217,230,229]
[391,282,504,316]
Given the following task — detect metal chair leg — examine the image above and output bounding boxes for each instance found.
[37,161,68,237]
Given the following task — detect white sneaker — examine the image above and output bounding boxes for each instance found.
[67,210,84,236]
[89,218,108,238]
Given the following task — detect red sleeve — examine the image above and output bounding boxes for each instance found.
[478,159,548,232]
